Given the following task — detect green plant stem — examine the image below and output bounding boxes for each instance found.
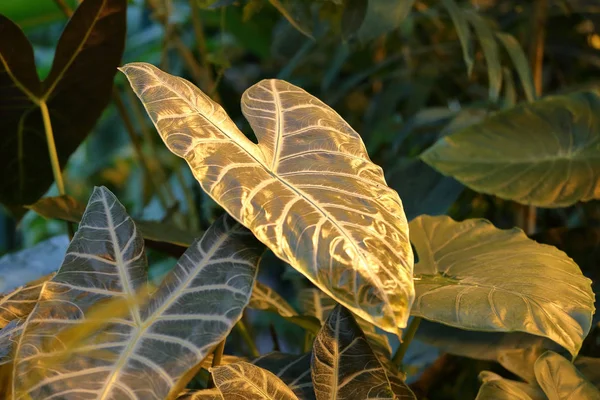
[206,339,226,388]
[235,320,259,357]
[392,317,421,368]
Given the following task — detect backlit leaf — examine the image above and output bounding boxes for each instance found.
[311,305,396,400]
[421,90,600,207]
[211,361,299,399]
[249,281,298,318]
[253,352,314,399]
[121,62,414,334]
[12,187,261,399]
[0,320,21,366]
[409,215,594,358]
[535,351,600,400]
[475,371,545,400]
[0,0,126,212]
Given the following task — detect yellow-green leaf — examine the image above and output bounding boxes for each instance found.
[535,351,600,400]
[120,62,414,334]
[409,215,594,358]
[249,281,298,318]
[421,90,600,207]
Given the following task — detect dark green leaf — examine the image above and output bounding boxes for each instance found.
[341,0,367,40]
[496,32,537,102]
[357,0,416,42]
[0,0,126,212]
[253,352,314,399]
[269,0,314,39]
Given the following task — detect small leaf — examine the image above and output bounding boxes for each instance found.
[311,305,396,400]
[0,0,126,212]
[249,281,298,317]
[442,0,474,75]
[357,0,416,42]
[535,351,600,400]
[409,215,595,357]
[476,371,545,400]
[496,32,537,102]
[0,235,67,293]
[253,352,314,399]
[121,62,414,334]
[13,187,262,398]
[465,11,502,102]
[29,195,198,248]
[211,361,300,399]
[421,90,600,207]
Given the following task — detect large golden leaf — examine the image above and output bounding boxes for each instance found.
[121,62,414,333]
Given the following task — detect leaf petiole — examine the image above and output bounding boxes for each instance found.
[392,316,422,369]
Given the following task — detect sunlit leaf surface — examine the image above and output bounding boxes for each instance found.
[121,62,414,333]
[535,351,600,400]
[253,352,314,399]
[410,215,594,358]
[475,371,544,400]
[312,305,399,400]
[177,388,223,399]
[249,281,298,317]
[12,187,261,399]
[211,361,300,399]
[421,90,600,207]
[0,320,21,366]
[0,274,52,328]
[0,0,126,212]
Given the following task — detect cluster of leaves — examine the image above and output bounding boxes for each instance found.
[1,0,600,399]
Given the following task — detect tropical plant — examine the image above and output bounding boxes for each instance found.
[1,0,600,399]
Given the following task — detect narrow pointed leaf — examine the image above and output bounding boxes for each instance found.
[311,305,396,400]
[574,356,600,389]
[13,187,261,399]
[421,90,600,207]
[496,32,537,102]
[0,0,126,211]
[466,11,502,102]
[442,0,474,75]
[0,235,68,293]
[249,281,298,317]
[535,351,600,400]
[121,62,414,333]
[269,0,314,39]
[211,361,300,400]
[357,0,416,42]
[253,352,314,399]
[409,215,594,358]
[476,371,545,400]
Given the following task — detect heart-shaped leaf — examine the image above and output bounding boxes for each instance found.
[0,0,126,212]
[312,305,412,400]
[249,281,298,318]
[12,187,261,399]
[535,351,600,400]
[211,361,300,399]
[421,90,600,207]
[254,352,314,399]
[121,62,414,334]
[409,215,594,358]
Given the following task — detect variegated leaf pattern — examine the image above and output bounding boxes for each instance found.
[312,305,397,400]
[253,352,314,399]
[177,388,223,400]
[299,288,393,369]
[121,62,414,333]
[200,354,245,371]
[211,361,300,399]
[249,281,298,317]
[0,274,52,328]
[12,187,261,399]
[0,320,21,366]
[409,215,595,358]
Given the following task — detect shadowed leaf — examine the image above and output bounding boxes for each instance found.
[0,0,126,212]
[535,351,600,400]
[466,12,502,102]
[421,90,600,207]
[475,371,545,400]
[496,32,536,102]
[249,281,298,318]
[409,215,594,358]
[12,187,261,399]
[253,352,314,399]
[357,0,416,42]
[177,388,223,399]
[1,274,53,328]
[442,0,474,76]
[121,62,414,334]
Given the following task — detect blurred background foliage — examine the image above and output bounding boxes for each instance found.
[1,0,599,397]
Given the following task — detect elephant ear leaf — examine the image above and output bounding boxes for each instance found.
[311,304,412,400]
[535,351,600,400]
[0,0,126,214]
[409,215,595,358]
[12,187,261,399]
[120,62,414,334]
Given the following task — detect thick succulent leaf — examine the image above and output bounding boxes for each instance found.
[253,352,314,399]
[409,215,594,357]
[211,361,299,399]
[249,281,298,317]
[121,62,414,334]
[311,305,396,400]
[177,388,223,399]
[0,235,67,293]
[29,195,197,249]
[0,274,52,328]
[0,0,126,211]
[476,371,545,400]
[535,351,600,400]
[13,187,261,399]
[421,90,600,207]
